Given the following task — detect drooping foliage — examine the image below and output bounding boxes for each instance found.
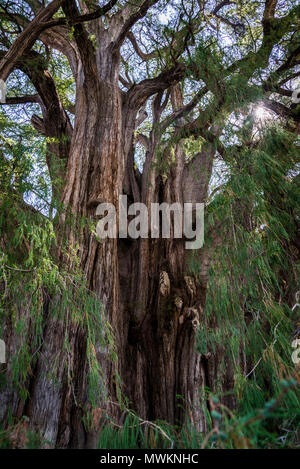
[0,0,299,449]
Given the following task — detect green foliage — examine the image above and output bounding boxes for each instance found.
[190,124,300,444]
[0,136,116,420]
[93,379,299,449]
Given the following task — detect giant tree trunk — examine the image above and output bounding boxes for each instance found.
[0,22,237,449]
[0,0,299,450]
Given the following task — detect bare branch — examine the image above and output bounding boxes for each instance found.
[262,98,299,122]
[126,31,155,61]
[160,86,208,132]
[113,0,160,51]
[44,0,119,28]
[119,75,131,89]
[126,63,186,110]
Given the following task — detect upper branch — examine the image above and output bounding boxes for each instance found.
[262,98,300,123]
[125,10,202,63]
[0,0,64,81]
[263,0,278,22]
[126,62,186,110]
[113,0,161,52]
[126,31,156,61]
[44,0,119,28]
[61,0,97,79]
[159,85,209,133]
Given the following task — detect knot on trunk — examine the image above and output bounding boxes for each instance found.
[184,275,196,299]
[179,307,199,329]
[159,271,170,297]
[174,296,183,312]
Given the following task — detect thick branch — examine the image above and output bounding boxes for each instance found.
[0,0,64,81]
[160,86,208,132]
[0,9,78,77]
[44,0,118,28]
[126,31,155,61]
[212,0,235,15]
[136,133,149,149]
[126,62,186,110]
[61,0,97,78]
